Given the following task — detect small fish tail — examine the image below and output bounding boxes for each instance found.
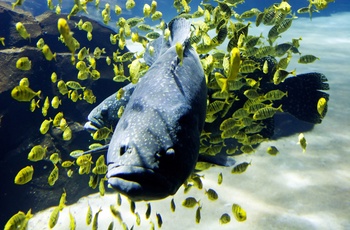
[36,90,42,99]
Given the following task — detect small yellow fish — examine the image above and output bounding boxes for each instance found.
[57,80,69,95]
[170,198,176,212]
[145,202,151,219]
[48,206,60,229]
[219,213,231,224]
[15,22,30,41]
[4,209,32,230]
[12,0,25,9]
[59,189,67,210]
[14,165,34,185]
[298,133,307,153]
[42,44,56,61]
[317,97,327,117]
[117,193,122,206]
[42,96,50,117]
[69,209,76,230]
[36,38,45,49]
[218,172,223,185]
[143,4,151,17]
[151,11,162,21]
[231,161,251,174]
[51,72,57,83]
[51,96,61,109]
[115,5,122,15]
[76,154,93,166]
[93,127,112,140]
[274,1,291,14]
[48,164,59,186]
[182,197,199,208]
[205,188,219,201]
[99,178,106,196]
[125,0,136,10]
[61,160,75,168]
[232,204,247,222]
[63,126,72,141]
[298,54,319,64]
[59,117,67,130]
[88,174,99,189]
[67,169,73,177]
[16,57,32,71]
[49,152,61,165]
[86,203,92,225]
[92,164,107,175]
[0,37,5,46]
[19,77,30,87]
[11,85,41,101]
[253,105,283,120]
[194,206,202,224]
[66,81,85,90]
[273,68,296,85]
[40,114,52,130]
[57,18,76,53]
[29,98,40,112]
[53,112,64,127]
[156,213,162,228]
[130,199,136,214]
[175,42,184,66]
[28,145,47,161]
[92,208,102,230]
[110,205,123,222]
[267,146,279,156]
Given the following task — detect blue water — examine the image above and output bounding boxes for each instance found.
[13,0,350,21]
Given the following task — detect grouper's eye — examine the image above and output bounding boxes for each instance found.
[119,145,129,156]
[100,107,108,117]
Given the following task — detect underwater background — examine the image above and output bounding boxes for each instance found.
[1,0,350,229]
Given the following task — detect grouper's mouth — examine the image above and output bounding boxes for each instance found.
[107,164,175,201]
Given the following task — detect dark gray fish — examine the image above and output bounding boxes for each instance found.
[105,18,207,201]
[84,83,136,132]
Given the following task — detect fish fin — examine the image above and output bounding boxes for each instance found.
[81,144,109,156]
[168,17,191,47]
[198,154,236,167]
[277,72,329,124]
[144,36,167,66]
[144,18,191,66]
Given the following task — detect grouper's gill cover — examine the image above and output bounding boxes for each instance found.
[106,18,207,201]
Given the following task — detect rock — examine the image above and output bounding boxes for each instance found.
[0,3,129,226]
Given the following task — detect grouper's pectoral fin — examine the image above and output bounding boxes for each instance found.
[73,144,109,158]
[197,153,236,167]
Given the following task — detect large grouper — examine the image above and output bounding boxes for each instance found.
[84,18,329,201]
[85,18,210,200]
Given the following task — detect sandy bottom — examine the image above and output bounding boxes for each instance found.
[28,12,350,230]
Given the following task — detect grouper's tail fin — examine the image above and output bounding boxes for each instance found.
[168,17,191,46]
[276,72,329,124]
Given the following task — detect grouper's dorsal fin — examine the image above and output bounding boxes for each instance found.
[144,36,168,66]
[168,17,191,47]
[144,18,191,66]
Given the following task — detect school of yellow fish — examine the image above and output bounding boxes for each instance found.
[6,0,334,229]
